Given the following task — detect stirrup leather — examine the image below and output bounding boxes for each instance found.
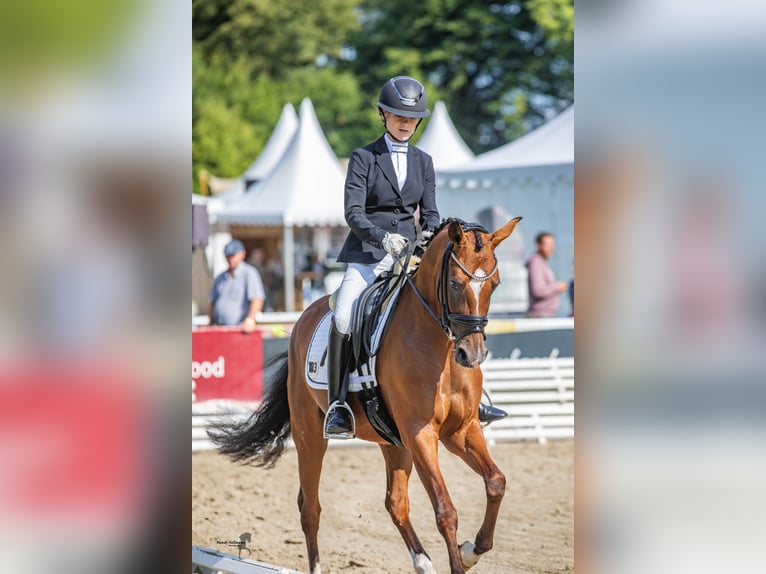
[323,400,356,440]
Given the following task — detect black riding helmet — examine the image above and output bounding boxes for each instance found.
[378,76,430,118]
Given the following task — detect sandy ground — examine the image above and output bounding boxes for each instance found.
[192,440,573,574]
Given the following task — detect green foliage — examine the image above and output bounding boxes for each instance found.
[193,97,258,177]
[193,0,359,78]
[346,0,574,152]
[527,0,574,49]
[192,0,573,186]
[283,67,380,155]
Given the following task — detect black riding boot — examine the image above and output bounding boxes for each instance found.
[323,318,355,438]
[478,402,508,423]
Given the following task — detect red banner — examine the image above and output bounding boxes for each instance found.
[192,327,264,403]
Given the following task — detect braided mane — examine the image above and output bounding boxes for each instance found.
[433,218,488,252]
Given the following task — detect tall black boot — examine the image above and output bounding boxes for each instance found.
[323,318,355,438]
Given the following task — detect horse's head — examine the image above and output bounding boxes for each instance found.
[420,217,522,368]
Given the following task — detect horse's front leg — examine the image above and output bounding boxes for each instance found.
[409,428,466,574]
[441,420,506,570]
[380,445,436,574]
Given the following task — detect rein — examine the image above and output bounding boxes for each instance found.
[404,227,496,345]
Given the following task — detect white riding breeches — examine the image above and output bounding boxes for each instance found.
[334,255,394,335]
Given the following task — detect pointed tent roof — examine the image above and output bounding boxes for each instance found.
[445,106,573,175]
[243,102,299,184]
[217,98,346,226]
[416,101,474,170]
[206,103,298,219]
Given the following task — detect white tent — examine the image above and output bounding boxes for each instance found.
[444,106,573,176]
[416,101,474,171]
[437,106,574,316]
[206,102,299,221]
[242,102,299,186]
[217,98,347,310]
[216,98,345,227]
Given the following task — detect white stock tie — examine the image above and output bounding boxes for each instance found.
[390,142,408,190]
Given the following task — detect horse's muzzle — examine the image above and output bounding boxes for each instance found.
[454,339,488,368]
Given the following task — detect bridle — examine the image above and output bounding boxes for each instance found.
[404,224,497,345]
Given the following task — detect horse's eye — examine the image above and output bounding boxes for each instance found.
[449,280,460,290]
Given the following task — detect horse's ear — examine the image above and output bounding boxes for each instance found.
[491,216,523,249]
[448,220,464,244]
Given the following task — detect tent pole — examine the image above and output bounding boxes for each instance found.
[283,225,295,311]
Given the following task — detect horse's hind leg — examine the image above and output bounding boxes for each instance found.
[380,445,436,574]
[441,421,506,570]
[291,391,328,574]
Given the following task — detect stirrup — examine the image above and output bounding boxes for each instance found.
[323,401,356,440]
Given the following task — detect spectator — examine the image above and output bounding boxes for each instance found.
[526,232,568,318]
[208,239,265,333]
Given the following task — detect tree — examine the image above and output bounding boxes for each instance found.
[192,0,574,188]
[193,0,373,189]
[344,0,573,152]
[193,0,359,79]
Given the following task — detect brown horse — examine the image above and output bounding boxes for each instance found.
[210,217,522,574]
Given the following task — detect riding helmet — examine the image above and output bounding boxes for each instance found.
[378,76,430,118]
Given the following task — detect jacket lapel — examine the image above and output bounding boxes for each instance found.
[373,136,402,194]
[401,146,420,194]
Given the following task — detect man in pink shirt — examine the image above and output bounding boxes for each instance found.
[526,232,569,317]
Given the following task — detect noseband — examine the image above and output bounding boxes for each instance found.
[405,226,497,345]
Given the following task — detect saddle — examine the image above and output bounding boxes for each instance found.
[349,267,405,365]
[323,252,421,447]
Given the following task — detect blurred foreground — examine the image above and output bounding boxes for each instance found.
[577,1,766,573]
[0,0,188,572]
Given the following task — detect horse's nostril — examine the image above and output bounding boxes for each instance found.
[456,347,470,367]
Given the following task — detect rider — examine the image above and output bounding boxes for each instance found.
[324,76,506,438]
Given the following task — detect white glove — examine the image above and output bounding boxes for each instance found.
[421,230,434,241]
[382,232,408,257]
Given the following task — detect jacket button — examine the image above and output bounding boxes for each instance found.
[391,220,398,226]
[393,208,400,214]
[395,198,402,205]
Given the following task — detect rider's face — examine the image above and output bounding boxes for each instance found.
[383,111,419,142]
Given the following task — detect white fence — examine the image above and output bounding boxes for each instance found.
[193,401,253,452]
[481,350,574,444]
[192,352,573,451]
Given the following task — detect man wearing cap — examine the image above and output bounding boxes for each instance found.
[209,239,265,333]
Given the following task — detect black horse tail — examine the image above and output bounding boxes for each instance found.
[207,351,291,468]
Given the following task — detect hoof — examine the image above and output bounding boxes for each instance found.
[459,540,480,570]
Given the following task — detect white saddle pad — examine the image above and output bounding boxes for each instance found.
[304,288,402,392]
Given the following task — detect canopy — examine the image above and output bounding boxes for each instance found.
[434,106,575,316]
[215,98,347,310]
[207,103,299,219]
[444,106,574,177]
[416,101,474,170]
[242,102,299,185]
[216,98,346,227]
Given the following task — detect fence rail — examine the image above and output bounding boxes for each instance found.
[481,351,574,444]
[193,353,573,451]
